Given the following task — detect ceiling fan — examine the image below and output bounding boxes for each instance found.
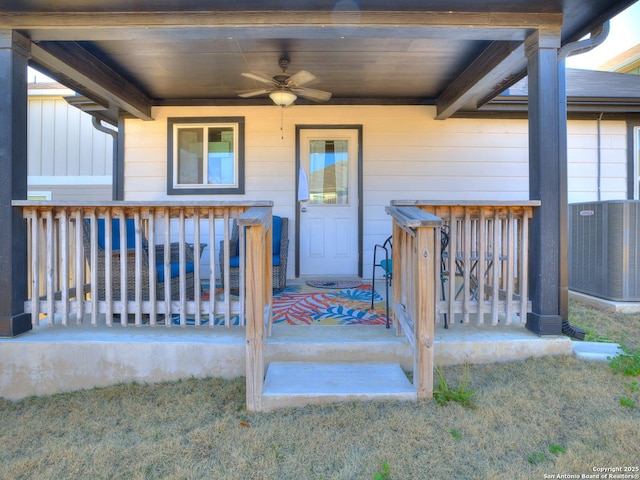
[237,57,332,106]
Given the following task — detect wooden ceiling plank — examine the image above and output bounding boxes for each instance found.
[31,41,153,120]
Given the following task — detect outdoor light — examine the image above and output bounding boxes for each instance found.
[269,90,297,107]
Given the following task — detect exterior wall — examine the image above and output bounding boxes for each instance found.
[124,105,629,278]
[27,90,113,201]
[567,119,628,203]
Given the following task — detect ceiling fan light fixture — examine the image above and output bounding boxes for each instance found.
[269,90,297,107]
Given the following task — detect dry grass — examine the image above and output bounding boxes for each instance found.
[1,301,639,480]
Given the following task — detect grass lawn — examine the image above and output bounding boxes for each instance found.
[1,301,639,480]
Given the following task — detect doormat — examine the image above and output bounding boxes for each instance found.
[272,283,390,326]
[305,280,363,289]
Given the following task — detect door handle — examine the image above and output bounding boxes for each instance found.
[301,206,308,213]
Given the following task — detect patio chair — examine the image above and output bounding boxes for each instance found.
[219,216,289,292]
[82,218,203,301]
[370,235,392,328]
[371,229,451,329]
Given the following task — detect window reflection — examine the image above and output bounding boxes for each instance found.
[308,140,349,205]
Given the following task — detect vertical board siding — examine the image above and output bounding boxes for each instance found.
[28,95,113,178]
[124,106,629,277]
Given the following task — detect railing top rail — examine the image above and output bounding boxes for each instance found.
[238,207,272,228]
[385,206,442,229]
[390,200,541,207]
[12,200,274,208]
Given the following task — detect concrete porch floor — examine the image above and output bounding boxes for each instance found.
[0,318,573,401]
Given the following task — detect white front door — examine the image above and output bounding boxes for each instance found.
[298,128,360,276]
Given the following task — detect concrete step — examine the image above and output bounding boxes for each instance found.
[261,362,417,412]
[572,341,624,361]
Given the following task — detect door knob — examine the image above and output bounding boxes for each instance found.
[301,206,307,213]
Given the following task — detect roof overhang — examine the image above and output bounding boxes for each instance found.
[1,0,635,120]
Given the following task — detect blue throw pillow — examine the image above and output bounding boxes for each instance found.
[97,218,136,251]
[272,216,282,255]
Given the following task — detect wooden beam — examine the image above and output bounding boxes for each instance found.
[0,11,564,33]
[30,41,153,121]
[436,41,525,119]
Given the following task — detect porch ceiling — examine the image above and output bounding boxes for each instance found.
[0,0,635,121]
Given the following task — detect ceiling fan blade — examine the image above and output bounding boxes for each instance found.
[294,87,332,102]
[241,72,276,85]
[237,88,272,98]
[287,70,317,87]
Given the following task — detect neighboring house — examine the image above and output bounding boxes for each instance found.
[27,81,113,201]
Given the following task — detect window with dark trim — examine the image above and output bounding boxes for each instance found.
[167,117,245,195]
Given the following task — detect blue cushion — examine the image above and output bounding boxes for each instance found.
[380,258,392,275]
[234,215,283,257]
[272,216,282,255]
[156,262,194,283]
[229,255,280,268]
[97,218,136,251]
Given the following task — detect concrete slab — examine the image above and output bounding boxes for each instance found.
[572,341,624,361]
[0,321,574,401]
[570,290,640,313]
[262,362,416,411]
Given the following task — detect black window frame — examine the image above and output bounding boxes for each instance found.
[167,116,245,195]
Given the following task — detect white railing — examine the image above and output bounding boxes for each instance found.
[14,201,273,329]
[391,201,540,327]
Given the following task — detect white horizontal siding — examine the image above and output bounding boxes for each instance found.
[124,106,629,277]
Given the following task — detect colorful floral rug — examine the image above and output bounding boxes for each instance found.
[189,282,391,327]
[272,283,390,326]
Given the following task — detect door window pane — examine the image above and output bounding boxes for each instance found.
[308,139,349,205]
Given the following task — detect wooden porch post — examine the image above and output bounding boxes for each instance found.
[243,208,272,412]
[414,226,436,399]
[0,31,31,337]
[525,29,564,336]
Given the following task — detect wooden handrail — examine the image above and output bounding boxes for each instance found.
[387,205,442,400]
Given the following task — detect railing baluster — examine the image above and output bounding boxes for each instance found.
[148,209,157,325]
[30,210,40,327]
[223,210,231,327]
[477,208,487,326]
[91,211,101,326]
[208,209,216,327]
[179,209,186,326]
[60,208,69,326]
[45,209,55,326]
[118,211,128,323]
[239,219,246,327]
[74,209,84,325]
[102,210,111,325]
[505,210,515,325]
[462,208,471,325]
[193,209,201,326]
[134,210,143,326]
[163,207,171,325]
[447,207,456,326]
[520,210,530,326]
[490,209,500,326]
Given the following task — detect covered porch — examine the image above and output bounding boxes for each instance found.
[1,0,635,410]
